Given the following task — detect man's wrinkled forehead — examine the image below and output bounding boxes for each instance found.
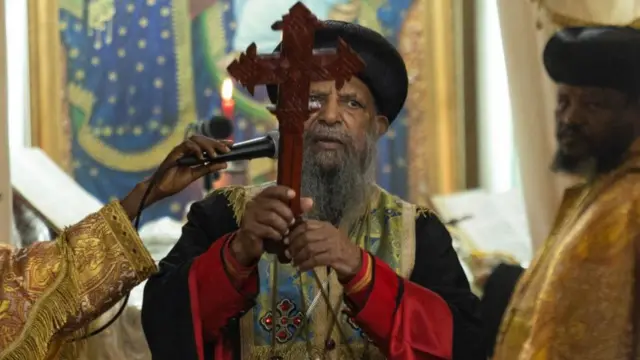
[309,78,376,106]
[311,79,360,93]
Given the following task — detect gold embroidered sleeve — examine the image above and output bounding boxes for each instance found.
[0,201,157,360]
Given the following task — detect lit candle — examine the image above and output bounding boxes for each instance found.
[221,78,235,120]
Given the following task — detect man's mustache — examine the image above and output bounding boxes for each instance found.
[305,125,352,145]
[557,125,584,139]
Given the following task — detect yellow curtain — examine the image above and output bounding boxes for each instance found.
[28,0,70,172]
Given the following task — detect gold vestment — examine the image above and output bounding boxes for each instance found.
[494,142,640,359]
[0,201,157,360]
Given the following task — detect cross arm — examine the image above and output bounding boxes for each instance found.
[226,43,287,96]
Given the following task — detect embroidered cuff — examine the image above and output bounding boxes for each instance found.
[343,249,373,295]
[342,250,374,311]
[104,201,157,280]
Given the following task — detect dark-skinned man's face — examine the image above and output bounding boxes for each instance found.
[303,77,388,170]
[299,77,389,224]
[552,84,640,174]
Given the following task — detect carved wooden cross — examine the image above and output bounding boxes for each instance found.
[226,1,365,217]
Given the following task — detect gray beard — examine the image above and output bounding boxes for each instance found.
[301,131,376,226]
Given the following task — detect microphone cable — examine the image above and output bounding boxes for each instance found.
[70,162,179,341]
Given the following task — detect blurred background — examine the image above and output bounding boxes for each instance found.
[0,0,632,358]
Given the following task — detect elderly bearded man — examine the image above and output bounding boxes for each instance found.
[142,21,484,360]
[489,27,640,359]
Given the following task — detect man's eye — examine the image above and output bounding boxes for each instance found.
[309,97,322,110]
[586,101,604,110]
[556,99,568,112]
[347,100,363,109]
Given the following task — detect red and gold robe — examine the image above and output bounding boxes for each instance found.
[0,201,156,360]
[142,184,484,360]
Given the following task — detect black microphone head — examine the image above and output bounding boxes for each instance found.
[190,116,233,139]
[205,116,234,138]
[266,130,279,158]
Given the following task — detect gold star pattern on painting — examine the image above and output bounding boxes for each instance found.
[129,86,136,94]
[116,126,126,135]
[108,96,116,104]
[148,120,159,130]
[160,7,171,17]
[160,126,170,136]
[72,160,81,169]
[60,21,68,31]
[204,88,213,97]
[128,107,136,116]
[133,126,143,136]
[170,202,182,214]
[102,127,113,137]
[117,48,126,57]
[152,106,162,115]
[75,70,85,81]
[154,78,163,89]
[139,17,149,28]
[157,56,166,65]
[138,39,147,49]
[74,23,82,32]
[119,26,127,36]
[91,56,100,66]
[127,4,135,13]
[69,48,79,58]
[108,72,118,82]
[147,0,156,6]
[161,30,171,39]
[89,167,99,177]
[136,62,145,72]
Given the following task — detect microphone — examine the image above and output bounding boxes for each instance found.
[176,131,280,166]
[185,116,234,139]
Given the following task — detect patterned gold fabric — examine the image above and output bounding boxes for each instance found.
[494,141,640,359]
[0,201,157,360]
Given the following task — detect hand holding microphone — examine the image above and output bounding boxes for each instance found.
[176,131,279,166]
[121,131,279,219]
[120,135,231,219]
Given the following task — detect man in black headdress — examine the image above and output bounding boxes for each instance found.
[484,26,640,359]
[142,20,484,360]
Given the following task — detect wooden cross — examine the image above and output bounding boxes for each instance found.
[226,2,365,217]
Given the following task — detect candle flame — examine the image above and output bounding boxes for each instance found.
[221,78,233,100]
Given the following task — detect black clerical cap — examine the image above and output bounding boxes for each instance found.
[267,20,408,123]
[543,26,640,93]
